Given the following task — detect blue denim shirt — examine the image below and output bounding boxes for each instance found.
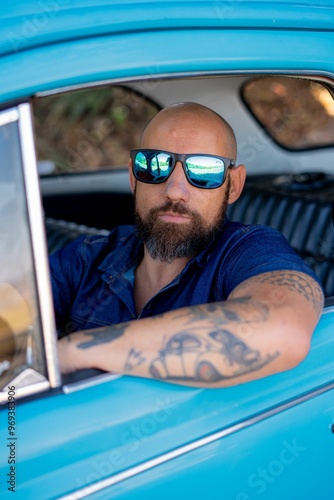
[50,220,320,334]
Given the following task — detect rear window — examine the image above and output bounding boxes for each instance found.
[242,76,334,150]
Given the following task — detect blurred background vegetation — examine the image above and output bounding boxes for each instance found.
[33,86,159,174]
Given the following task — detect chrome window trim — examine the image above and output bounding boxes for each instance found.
[18,103,61,389]
[35,69,334,99]
[13,381,50,400]
[62,373,122,394]
[59,379,334,499]
[0,108,19,127]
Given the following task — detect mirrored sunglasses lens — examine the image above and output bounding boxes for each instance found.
[134,152,172,183]
[186,156,225,188]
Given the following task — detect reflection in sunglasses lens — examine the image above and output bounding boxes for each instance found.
[134,151,226,188]
[186,157,225,188]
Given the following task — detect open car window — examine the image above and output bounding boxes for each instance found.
[33,86,160,176]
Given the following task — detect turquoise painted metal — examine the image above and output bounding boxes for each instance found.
[0,1,334,498]
[0,314,333,498]
[0,1,333,103]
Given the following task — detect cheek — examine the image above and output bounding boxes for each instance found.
[196,192,223,220]
[135,184,161,214]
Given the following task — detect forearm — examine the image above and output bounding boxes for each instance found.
[58,284,320,387]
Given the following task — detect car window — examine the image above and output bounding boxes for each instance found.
[181,336,202,349]
[0,109,49,399]
[242,76,334,150]
[33,86,160,175]
[0,105,61,403]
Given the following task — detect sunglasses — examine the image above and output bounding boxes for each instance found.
[130,149,236,189]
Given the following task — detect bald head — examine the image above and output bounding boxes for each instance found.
[140,102,237,159]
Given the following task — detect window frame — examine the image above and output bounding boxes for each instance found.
[0,103,61,404]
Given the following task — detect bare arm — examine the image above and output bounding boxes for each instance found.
[58,271,324,388]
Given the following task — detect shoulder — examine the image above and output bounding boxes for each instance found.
[215,219,289,252]
[213,219,322,297]
[221,219,283,237]
[50,225,137,269]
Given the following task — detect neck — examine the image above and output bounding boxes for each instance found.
[134,248,190,314]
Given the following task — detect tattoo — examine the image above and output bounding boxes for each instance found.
[77,322,129,349]
[124,348,146,371]
[175,297,269,326]
[233,271,324,315]
[149,330,279,384]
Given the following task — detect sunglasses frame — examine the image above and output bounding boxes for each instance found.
[130,149,236,189]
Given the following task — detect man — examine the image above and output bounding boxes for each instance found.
[55,102,323,387]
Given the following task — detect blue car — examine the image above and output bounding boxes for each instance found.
[1,1,334,498]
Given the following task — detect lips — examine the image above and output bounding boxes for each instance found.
[159,211,191,223]
[150,200,194,223]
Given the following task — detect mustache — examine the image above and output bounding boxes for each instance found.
[150,200,195,217]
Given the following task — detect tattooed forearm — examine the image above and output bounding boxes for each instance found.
[232,271,324,315]
[58,269,319,385]
[77,322,130,349]
[175,296,269,326]
[149,329,279,384]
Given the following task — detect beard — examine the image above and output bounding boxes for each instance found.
[134,177,231,263]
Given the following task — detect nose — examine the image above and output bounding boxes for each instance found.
[162,161,191,203]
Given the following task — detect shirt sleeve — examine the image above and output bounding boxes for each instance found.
[217,224,323,299]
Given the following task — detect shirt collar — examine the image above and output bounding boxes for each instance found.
[98,230,143,282]
[192,218,229,268]
[98,222,226,279]
[191,232,222,268]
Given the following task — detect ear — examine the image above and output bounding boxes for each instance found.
[228,164,246,204]
[128,158,136,193]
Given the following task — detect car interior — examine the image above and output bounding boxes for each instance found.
[35,74,334,304]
